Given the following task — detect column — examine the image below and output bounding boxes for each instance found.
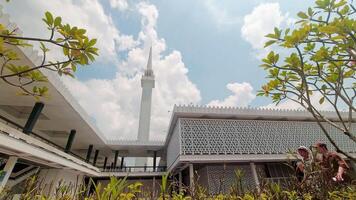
[93,150,99,166]
[23,102,44,135]
[189,163,194,194]
[113,150,119,170]
[250,162,260,192]
[103,157,108,170]
[65,129,76,153]
[120,157,125,169]
[0,156,18,192]
[153,151,157,172]
[178,171,183,194]
[85,145,93,163]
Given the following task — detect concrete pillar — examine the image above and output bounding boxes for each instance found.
[65,129,76,153]
[113,150,119,170]
[189,163,194,194]
[0,156,18,192]
[93,150,99,166]
[250,162,260,192]
[120,157,124,169]
[178,171,183,194]
[153,151,157,172]
[103,157,108,170]
[23,102,44,135]
[85,144,93,163]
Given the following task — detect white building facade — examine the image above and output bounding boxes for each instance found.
[165,105,356,194]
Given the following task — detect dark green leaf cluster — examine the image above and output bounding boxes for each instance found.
[0,11,99,98]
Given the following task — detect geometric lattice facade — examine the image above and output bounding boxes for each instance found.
[168,118,356,168]
[165,106,356,195]
[180,118,355,156]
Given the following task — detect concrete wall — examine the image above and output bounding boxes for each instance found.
[37,168,84,196]
[191,163,262,195]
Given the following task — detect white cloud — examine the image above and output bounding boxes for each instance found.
[208,82,255,107]
[204,0,241,28]
[4,0,201,140]
[3,0,136,63]
[241,3,285,50]
[110,0,129,11]
[62,1,201,140]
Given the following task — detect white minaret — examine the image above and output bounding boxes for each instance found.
[135,47,155,168]
[137,47,155,142]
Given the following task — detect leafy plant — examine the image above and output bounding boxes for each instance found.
[0,11,99,98]
[159,173,169,200]
[258,0,356,160]
[0,174,355,199]
[230,168,245,196]
[91,176,128,200]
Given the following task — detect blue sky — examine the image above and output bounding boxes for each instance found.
[3,0,318,139]
[75,0,313,106]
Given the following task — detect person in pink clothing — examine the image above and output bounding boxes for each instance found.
[313,142,349,182]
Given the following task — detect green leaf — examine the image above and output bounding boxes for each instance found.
[71,63,77,72]
[39,42,49,52]
[319,97,325,104]
[265,33,278,39]
[340,5,349,15]
[33,86,38,93]
[274,27,281,38]
[264,40,276,48]
[297,12,308,19]
[344,70,354,78]
[88,39,97,47]
[86,53,95,62]
[54,17,62,27]
[333,0,347,8]
[77,29,86,35]
[319,25,338,34]
[307,7,313,16]
[267,51,275,63]
[63,43,69,56]
[45,11,54,26]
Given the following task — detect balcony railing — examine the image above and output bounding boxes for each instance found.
[101,166,167,173]
[0,114,86,162]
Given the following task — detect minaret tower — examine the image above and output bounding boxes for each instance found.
[137,47,155,142]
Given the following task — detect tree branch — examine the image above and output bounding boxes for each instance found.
[0,59,75,78]
[0,34,85,51]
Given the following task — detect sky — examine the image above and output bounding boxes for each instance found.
[2,0,326,140]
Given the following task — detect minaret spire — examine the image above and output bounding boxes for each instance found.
[135,46,155,167]
[137,46,155,142]
[144,46,154,77]
[147,46,152,70]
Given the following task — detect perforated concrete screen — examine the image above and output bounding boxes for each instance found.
[178,118,356,155]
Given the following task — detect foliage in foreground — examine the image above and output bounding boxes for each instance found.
[258,0,356,160]
[0,10,99,98]
[0,168,355,200]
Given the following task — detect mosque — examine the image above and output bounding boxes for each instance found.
[0,8,355,195]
